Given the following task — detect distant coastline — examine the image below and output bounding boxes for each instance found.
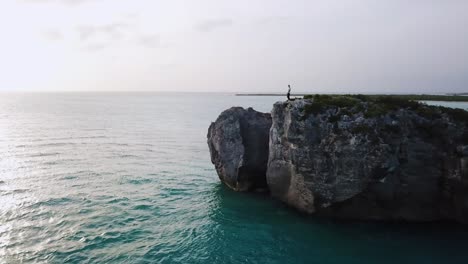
[236,93,307,96]
[235,93,468,102]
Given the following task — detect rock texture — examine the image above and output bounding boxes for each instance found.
[267,99,468,223]
[207,107,271,191]
[208,97,468,223]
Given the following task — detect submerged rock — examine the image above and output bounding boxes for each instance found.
[208,96,468,223]
[207,107,271,191]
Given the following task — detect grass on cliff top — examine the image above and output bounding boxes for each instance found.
[304,94,468,102]
[301,94,468,123]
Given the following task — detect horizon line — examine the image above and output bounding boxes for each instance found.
[0,90,467,96]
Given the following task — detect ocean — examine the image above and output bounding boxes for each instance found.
[1,93,467,263]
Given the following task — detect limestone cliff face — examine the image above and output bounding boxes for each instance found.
[207,107,271,191]
[268,100,468,223]
[208,97,468,223]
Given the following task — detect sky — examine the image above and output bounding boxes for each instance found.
[0,0,467,93]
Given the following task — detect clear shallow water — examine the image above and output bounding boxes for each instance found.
[422,100,468,110]
[0,93,467,264]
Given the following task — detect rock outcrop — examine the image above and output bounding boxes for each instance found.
[208,96,468,223]
[268,99,468,223]
[207,107,271,191]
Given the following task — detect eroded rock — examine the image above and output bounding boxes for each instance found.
[207,107,271,191]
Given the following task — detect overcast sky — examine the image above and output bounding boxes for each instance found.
[1,0,467,93]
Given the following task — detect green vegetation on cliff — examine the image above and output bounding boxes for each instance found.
[302,94,468,124]
[237,93,468,101]
[320,94,468,102]
[363,94,468,102]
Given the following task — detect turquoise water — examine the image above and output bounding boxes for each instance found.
[1,93,468,263]
[422,100,468,110]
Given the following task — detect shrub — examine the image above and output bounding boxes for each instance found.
[351,124,373,134]
[302,94,468,125]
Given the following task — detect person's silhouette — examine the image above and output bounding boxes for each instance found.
[287,84,292,101]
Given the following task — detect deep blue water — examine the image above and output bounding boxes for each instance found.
[0,93,468,263]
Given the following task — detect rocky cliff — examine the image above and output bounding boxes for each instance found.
[207,107,271,191]
[208,95,468,223]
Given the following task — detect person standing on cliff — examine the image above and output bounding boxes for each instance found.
[287,84,292,101]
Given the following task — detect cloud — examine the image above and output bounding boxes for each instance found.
[125,13,139,20]
[76,26,95,41]
[22,0,98,6]
[139,34,160,48]
[81,43,108,52]
[75,22,132,51]
[43,29,64,41]
[76,23,130,41]
[194,19,233,32]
